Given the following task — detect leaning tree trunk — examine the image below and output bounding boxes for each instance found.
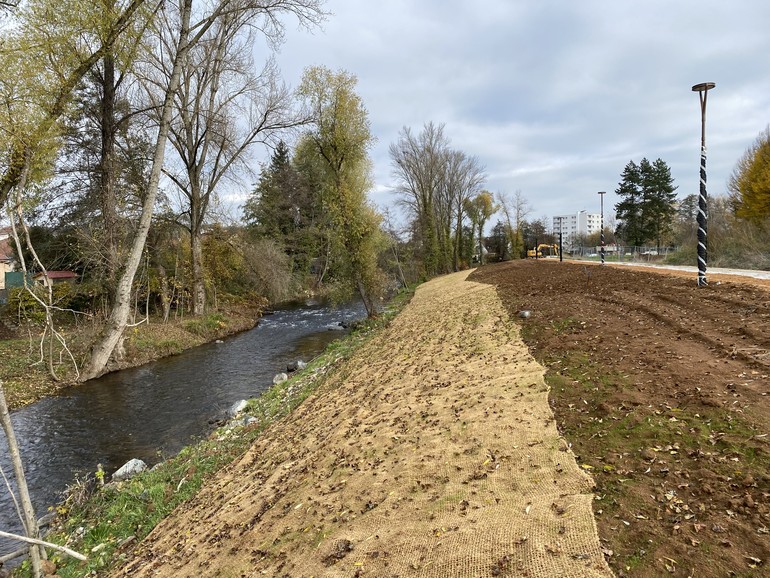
[355,276,375,319]
[80,0,194,382]
[0,382,43,577]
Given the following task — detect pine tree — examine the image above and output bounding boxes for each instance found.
[643,158,678,250]
[244,141,298,238]
[243,140,321,273]
[615,158,677,249]
[614,160,645,247]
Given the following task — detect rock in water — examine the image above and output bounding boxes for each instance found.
[112,458,148,482]
[273,372,289,384]
[228,399,248,417]
[287,360,307,373]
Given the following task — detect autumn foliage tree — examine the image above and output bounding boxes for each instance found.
[729,126,770,224]
[296,66,385,317]
[463,190,498,264]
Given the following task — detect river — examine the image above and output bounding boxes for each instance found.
[0,299,365,559]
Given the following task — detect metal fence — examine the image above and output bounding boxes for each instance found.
[567,245,676,262]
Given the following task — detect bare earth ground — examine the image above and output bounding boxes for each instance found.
[112,271,613,578]
[470,260,770,577]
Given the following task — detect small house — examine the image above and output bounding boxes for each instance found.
[33,270,79,288]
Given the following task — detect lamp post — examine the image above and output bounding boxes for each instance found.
[692,82,715,287]
[598,191,606,265]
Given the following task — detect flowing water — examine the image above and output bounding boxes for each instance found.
[0,299,365,559]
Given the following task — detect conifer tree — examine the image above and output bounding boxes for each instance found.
[615,157,677,249]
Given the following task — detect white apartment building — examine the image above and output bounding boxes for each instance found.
[552,211,602,247]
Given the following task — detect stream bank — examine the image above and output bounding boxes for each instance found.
[0,300,265,411]
[1,296,373,570]
[10,288,413,577]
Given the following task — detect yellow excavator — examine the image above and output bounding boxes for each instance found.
[527,243,560,258]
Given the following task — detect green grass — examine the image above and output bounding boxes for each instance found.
[38,430,266,577]
[182,312,229,336]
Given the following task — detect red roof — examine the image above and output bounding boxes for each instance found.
[33,271,78,279]
[0,237,12,262]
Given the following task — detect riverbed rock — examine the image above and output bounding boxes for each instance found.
[227,415,258,429]
[228,399,249,417]
[287,360,307,373]
[273,372,288,384]
[112,458,148,482]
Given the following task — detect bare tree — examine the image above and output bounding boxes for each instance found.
[497,190,530,259]
[443,150,485,270]
[156,8,308,315]
[389,123,485,275]
[390,123,449,274]
[390,122,485,275]
[81,0,325,380]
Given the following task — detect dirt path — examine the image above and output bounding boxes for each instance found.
[113,270,613,577]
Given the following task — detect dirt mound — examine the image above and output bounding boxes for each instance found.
[112,271,613,577]
[470,260,770,577]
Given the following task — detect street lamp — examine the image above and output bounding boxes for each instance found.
[598,191,606,265]
[692,82,715,287]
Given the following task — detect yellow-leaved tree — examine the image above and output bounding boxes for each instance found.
[729,126,770,224]
[297,66,386,317]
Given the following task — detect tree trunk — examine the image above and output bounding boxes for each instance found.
[453,207,463,271]
[355,275,375,318]
[81,0,194,382]
[100,48,119,298]
[0,382,43,577]
[190,230,206,315]
[158,263,171,322]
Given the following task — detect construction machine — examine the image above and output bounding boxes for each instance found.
[526,243,560,258]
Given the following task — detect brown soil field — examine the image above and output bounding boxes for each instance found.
[105,261,770,578]
[471,260,770,577]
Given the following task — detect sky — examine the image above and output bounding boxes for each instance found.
[251,0,770,230]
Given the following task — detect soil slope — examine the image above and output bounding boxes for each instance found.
[112,270,613,578]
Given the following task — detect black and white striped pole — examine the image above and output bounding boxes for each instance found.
[598,191,606,265]
[692,82,715,287]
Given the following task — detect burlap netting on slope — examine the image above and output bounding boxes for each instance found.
[115,270,615,578]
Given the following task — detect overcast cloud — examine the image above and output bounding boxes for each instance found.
[259,0,770,227]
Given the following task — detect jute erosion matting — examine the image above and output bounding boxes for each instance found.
[117,270,615,577]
